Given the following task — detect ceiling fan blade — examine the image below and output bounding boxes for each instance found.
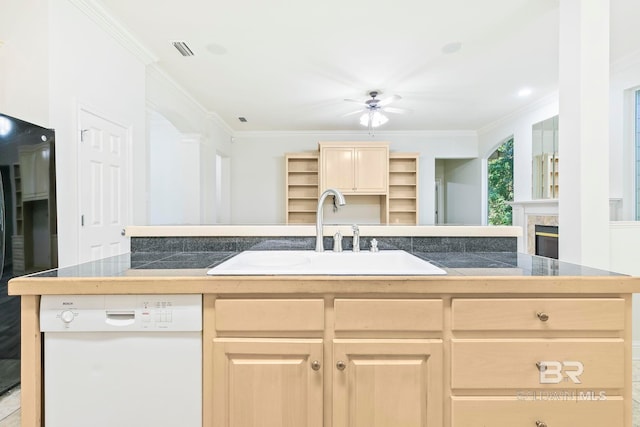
[344,98,364,104]
[383,106,411,114]
[342,109,366,117]
[378,94,401,107]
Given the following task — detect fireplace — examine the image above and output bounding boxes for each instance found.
[535,225,558,259]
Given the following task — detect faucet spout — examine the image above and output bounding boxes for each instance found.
[316,188,346,252]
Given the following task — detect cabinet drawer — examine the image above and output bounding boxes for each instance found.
[215,299,324,332]
[452,298,625,331]
[452,396,623,427]
[334,299,443,332]
[451,339,624,389]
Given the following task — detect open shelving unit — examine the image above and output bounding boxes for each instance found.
[388,153,419,224]
[285,152,319,224]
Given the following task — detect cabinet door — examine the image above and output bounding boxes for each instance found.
[354,147,388,193]
[212,338,323,427]
[322,147,355,192]
[333,339,443,427]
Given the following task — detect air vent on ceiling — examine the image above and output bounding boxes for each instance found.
[171,41,194,57]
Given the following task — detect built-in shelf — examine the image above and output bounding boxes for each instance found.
[285,150,420,225]
[286,153,319,224]
[388,153,419,225]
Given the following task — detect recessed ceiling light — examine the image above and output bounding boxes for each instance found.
[518,88,533,97]
[441,42,462,54]
[206,43,228,55]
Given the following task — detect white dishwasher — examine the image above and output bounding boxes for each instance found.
[40,294,202,427]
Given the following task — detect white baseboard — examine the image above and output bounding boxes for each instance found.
[633,341,640,360]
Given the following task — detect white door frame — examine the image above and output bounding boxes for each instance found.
[77,104,133,262]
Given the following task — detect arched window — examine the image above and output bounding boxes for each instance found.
[487,137,514,225]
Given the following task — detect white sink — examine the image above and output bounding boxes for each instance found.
[206,250,446,275]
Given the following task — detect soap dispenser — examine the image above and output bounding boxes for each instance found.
[333,231,343,252]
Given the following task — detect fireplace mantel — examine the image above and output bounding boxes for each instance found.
[508,200,558,254]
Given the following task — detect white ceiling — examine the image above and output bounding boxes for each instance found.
[96,0,639,132]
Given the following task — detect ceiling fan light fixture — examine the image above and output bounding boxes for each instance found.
[360,111,388,128]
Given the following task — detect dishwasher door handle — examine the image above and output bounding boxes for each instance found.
[105,311,136,326]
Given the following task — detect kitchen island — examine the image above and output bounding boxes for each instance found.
[9,243,640,427]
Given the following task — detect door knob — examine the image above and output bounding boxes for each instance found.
[311,360,321,371]
[336,360,346,371]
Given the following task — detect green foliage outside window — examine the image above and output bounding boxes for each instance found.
[488,138,514,225]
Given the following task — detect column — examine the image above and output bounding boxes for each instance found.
[558,0,610,269]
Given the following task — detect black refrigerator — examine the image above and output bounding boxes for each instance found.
[0,112,57,394]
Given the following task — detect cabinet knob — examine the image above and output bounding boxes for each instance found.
[536,362,547,372]
[536,312,549,322]
[336,360,346,371]
[311,360,321,371]
[535,421,547,427]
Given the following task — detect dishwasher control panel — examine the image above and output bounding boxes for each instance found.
[40,294,202,332]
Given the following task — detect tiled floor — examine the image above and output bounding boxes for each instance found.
[1,364,640,426]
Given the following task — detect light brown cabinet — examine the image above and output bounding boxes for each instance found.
[209,298,325,427]
[333,339,443,427]
[208,297,444,427]
[203,294,632,427]
[450,297,627,427]
[319,142,388,194]
[212,338,323,427]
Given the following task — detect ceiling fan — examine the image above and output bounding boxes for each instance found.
[344,91,409,131]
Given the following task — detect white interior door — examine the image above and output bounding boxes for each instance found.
[78,109,130,262]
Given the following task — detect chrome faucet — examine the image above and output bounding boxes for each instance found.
[316,188,346,252]
[352,224,360,252]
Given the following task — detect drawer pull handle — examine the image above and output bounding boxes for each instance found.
[311,360,321,371]
[536,421,547,427]
[536,312,549,321]
[536,362,547,372]
[336,360,346,371]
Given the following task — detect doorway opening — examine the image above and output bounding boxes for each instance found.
[487,137,514,225]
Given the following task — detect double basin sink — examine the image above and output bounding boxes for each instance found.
[207,250,446,276]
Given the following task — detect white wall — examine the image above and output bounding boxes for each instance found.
[230,131,478,224]
[49,0,146,266]
[609,222,640,358]
[146,66,233,225]
[0,0,50,127]
[442,159,482,224]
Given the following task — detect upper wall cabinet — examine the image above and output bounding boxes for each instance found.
[319,142,389,194]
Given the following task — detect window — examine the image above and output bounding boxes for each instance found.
[487,137,514,225]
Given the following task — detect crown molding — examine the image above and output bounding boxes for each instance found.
[477,91,559,135]
[206,111,235,137]
[68,0,157,65]
[611,49,640,75]
[232,129,478,139]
